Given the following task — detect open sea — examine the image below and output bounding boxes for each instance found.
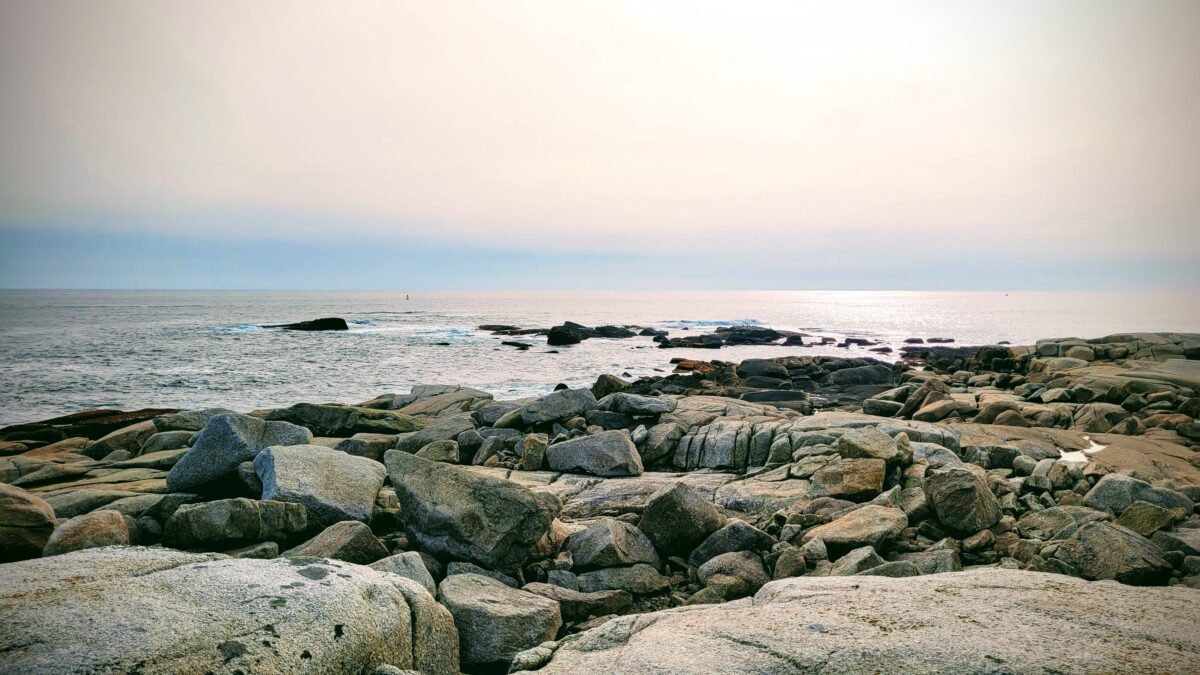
[1,290,1197,427]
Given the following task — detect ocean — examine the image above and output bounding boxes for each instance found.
[1,290,1197,427]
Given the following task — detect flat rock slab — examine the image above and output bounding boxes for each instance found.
[517,569,1200,674]
[0,545,458,674]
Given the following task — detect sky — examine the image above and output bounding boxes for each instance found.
[1,1,1198,290]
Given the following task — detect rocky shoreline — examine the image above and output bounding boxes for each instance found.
[2,331,1200,673]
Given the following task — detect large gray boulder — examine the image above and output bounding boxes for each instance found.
[924,466,1001,533]
[384,450,560,570]
[254,445,386,529]
[637,482,725,557]
[0,546,458,674]
[0,483,57,562]
[162,497,307,550]
[546,431,644,477]
[1082,473,1195,516]
[563,517,660,571]
[438,573,561,669]
[502,389,597,428]
[166,413,312,491]
[513,569,1200,673]
[1053,521,1172,585]
[596,392,676,416]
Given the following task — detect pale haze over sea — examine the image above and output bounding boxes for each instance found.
[1,289,1196,427]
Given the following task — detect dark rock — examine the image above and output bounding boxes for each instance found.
[165,413,313,492]
[925,466,1002,533]
[265,317,349,331]
[522,583,632,622]
[1053,522,1172,585]
[638,482,724,556]
[688,520,774,567]
[564,518,660,571]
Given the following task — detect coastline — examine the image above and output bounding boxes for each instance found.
[2,330,1200,672]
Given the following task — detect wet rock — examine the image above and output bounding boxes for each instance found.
[438,573,562,669]
[284,521,389,564]
[564,517,660,570]
[268,317,349,331]
[42,509,135,556]
[925,466,1001,533]
[637,482,724,556]
[162,497,307,550]
[166,413,312,491]
[546,431,644,477]
[254,444,386,529]
[0,483,58,562]
[384,450,559,570]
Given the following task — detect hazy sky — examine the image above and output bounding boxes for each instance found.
[1,1,1198,289]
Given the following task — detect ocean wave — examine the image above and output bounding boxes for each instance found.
[658,319,761,329]
[215,324,263,334]
[348,319,377,326]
